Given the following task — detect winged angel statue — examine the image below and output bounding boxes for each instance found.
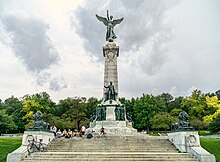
[96,10,124,42]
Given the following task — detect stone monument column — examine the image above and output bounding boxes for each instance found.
[103,42,119,100]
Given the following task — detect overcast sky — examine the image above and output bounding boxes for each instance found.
[0,0,219,102]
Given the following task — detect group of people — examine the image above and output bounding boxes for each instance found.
[50,125,86,138]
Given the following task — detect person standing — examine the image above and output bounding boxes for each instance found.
[50,125,57,137]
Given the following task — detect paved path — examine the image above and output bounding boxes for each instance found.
[200,134,220,138]
[0,135,22,138]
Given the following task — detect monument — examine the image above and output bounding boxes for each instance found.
[89,11,136,134]
[7,111,54,162]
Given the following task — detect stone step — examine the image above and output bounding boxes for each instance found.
[23,152,198,162]
[22,136,199,162]
[22,159,198,162]
[24,158,197,161]
[28,152,194,158]
[47,150,177,153]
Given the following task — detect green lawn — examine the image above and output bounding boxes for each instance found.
[198,130,213,136]
[0,138,22,162]
[200,138,220,162]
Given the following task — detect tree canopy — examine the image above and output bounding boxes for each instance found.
[0,89,219,133]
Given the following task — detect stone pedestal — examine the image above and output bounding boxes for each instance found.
[89,100,137,135]
[168,131,216,162]
[103,42,119,99]
[106,105,116,121]
[7,131,54,162]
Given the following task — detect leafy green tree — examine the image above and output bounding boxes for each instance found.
[85,97,100,119]
[203,96,220,125]
[1,96,25,132]
[157,93,173,112]
[3,96,22,115]
[168,96,184,112]
[0,110,17,134]
[180,90,207,119]
[189,117,205,130]
[208,114,220,134]
[134,94,157,132]
[120,97,136,120]
[216,90,220,100]
[21,92,56,128]
[55,98,74,117]
[170,108,183,117]
[57,97,89,130]
[150,112,178,130]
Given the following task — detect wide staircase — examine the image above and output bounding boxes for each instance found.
[22,136,198,162]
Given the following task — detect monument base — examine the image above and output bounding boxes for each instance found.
[90,120,137,135]
[89,100,137,135]
[168,131,216,162]
[7,130,54,162]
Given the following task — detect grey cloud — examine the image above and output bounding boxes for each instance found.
[1,13,59,74]
[49,78,67,91]
[73,0,179,75]
[1,13,67,91]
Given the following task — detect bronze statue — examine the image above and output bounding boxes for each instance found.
[171,111,194,131]
[27,111,49,131]
[96,106,106,121]
[104,81,116,101]
[96,10,123,42]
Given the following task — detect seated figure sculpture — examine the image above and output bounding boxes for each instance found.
[27,111,49,131]
[171,111,194,131]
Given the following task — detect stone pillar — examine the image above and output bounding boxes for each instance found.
[103,42,119,100]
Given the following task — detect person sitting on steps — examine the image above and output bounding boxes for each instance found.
[101,127,105,135]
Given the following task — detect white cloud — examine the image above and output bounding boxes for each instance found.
[0,0,220,102]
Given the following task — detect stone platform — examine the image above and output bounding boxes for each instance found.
[89,100,137,135]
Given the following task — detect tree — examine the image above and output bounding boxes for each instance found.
[170,108,183,117]
[157,93,173,112]
[21,92,56,128]
[189,117,205,130]
[203,96,220,125]
[85,97,100,118]
[69,97,88,130]
[3,96,22,115]
[208,114,220,134]
[57,97,89,130]
[180,90,207,119]
[0,110,17,134]
[168,96,184,112]
[216,90,220,100]
[120,97,136,120]
[134,94,157,132]
[150,112,178,130]
[1,96,25,132]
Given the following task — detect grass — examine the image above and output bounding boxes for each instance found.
[198,130,213,136]
[148,132,160,136]
[0,138,22,162]
[200,138,220,162]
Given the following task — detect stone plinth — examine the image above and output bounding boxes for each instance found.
[103,42,119,99]
[168,131,216,162]
[89,100,137,135]
[106,106,116,121]
[7,131,54,162]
